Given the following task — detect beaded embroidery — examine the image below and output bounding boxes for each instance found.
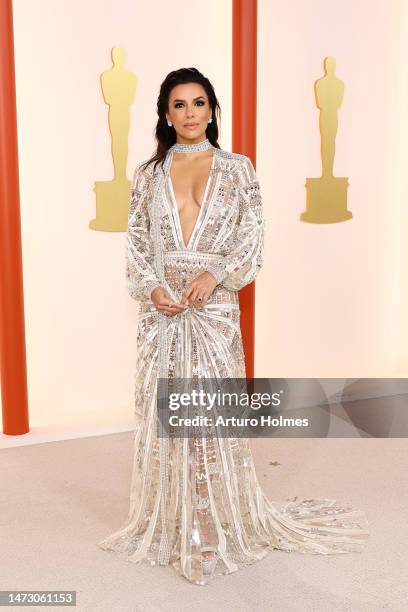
[98,146,369,586]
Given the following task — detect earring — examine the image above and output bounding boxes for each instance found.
[167,120,172,126]
[208,117,213,123]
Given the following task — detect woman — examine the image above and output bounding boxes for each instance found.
[98,67,369,586]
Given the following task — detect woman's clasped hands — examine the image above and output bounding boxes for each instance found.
[151,271,217,316]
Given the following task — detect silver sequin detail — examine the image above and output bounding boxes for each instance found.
[97,146,369,585]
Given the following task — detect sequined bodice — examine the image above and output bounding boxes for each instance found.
[125,146,265,307]
[158,149,243,255]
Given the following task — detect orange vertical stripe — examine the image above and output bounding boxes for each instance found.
[0,0,29,434]
[232,0,258,377]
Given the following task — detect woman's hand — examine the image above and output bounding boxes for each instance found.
[151,272,217,315]
[181,271,217,308]
[151,287,187,316]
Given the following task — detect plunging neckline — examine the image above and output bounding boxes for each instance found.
[168,148,216,250]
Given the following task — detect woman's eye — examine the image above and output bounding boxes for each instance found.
[174,100,205,108]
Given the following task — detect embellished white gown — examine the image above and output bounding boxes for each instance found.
[98,142,370,586]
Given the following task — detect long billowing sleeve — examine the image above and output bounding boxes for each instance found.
[126,162,163,302]
[204,156,265,291]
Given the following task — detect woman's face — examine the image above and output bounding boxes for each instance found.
[166,82,212,144]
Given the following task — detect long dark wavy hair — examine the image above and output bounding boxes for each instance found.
[140,67,221,174]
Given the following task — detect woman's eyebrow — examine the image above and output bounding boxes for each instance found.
[172,96,206,102]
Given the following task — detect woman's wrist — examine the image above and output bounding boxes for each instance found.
[204,262,226,285]
[146,280,163,300]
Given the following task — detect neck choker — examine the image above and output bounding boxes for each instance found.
[171,138,213,153]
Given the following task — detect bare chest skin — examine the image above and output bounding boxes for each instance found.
[169,150,214,248]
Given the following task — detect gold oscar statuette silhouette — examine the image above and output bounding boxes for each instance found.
[89,47,137,231]
[301,57,352,223]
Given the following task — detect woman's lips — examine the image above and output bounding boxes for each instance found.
[185,124,198,129]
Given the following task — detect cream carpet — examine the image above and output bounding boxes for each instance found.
[0,434,406,612]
